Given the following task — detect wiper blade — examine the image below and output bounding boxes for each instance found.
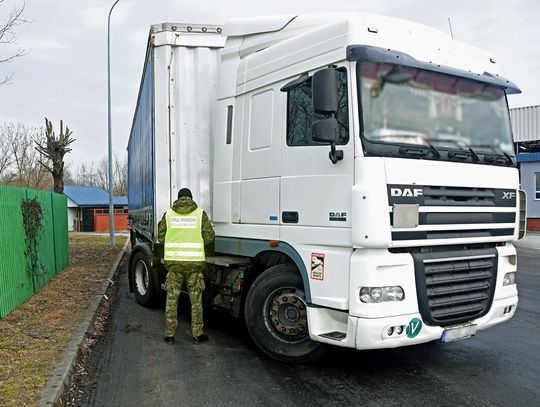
[501,151,514,165]
[470,144,514,166]
[398,143,440,159]
[424,139,441,159]
[467,146,480,162]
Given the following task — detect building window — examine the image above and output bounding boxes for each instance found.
[536,172,540,200]
[286,67,349,146]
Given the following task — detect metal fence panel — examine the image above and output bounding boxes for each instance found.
[0,187,34,318]
[52,193,69,273]
[26,189,57,290]
[0,186,69,318]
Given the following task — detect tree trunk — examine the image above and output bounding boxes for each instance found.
[53,175,63,194]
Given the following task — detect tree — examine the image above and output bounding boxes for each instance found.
[0,125,12,176]
[0,0,28,86]
[113,154,128,196]
[74,162,98,187]
[35,118,76,194]
[0,122,51,189]
[73,154,127,196]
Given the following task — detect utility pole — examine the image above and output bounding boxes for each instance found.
[107,0,120,248]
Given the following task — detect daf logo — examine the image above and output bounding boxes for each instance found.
[329,212,347,221]
[502,191,516,200]
[391,188,423,197]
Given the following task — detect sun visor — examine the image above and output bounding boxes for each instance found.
[347,45,521,95]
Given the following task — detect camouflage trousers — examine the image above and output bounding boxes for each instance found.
[164,262,205,338]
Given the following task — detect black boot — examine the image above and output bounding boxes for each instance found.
[164,336,175,344]
[192,333,209,344]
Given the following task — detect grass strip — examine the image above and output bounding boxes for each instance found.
[0,234,127,407]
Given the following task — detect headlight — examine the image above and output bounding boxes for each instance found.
[503,272,516,286]
[360,286,405,303]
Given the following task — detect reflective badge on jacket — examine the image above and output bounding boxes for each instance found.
[170,216,196,229]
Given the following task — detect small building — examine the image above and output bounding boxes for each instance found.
[64,186,128,232]
[510,105,540,231]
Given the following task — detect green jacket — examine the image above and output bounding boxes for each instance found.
[158,197,215,271]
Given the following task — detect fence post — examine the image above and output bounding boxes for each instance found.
[50,193,58,275]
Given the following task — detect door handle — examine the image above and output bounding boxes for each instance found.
[282,211,299,224]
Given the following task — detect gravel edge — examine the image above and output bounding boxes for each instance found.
[37,239,129,407]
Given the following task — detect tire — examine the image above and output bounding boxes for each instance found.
[244,264,327,363]
[131,250,159,308]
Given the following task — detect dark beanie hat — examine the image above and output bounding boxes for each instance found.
[178,188,193,199]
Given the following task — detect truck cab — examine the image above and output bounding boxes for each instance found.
[128,13,525,363]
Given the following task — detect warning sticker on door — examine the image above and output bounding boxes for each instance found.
[311,253,325,280]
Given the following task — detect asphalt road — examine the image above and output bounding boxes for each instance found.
[73,235,540,407]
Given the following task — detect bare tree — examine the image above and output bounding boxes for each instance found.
[113,153,127,196]
[0,0,28,86]
[35,118,76,194]
[0,124,13,176]
[1,123,51,189]
[62,163,76,186]
[75,162,98,186]
[95,157,109,192]
[74,154,127,196]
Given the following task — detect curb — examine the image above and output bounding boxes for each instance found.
[38,239,129,407]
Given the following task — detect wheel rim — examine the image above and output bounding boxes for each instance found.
[263,287,309,343]
[134,259,149,296]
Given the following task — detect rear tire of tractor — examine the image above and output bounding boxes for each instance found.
[131,251,159,308]
[244,264,328,364]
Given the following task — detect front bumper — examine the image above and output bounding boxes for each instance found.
[353,295,518,350]
[307,295,518,349]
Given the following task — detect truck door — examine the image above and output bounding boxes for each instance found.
[239,85,283,229]
[280,66,354,242]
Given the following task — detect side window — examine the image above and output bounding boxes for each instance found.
[286,68,349,146]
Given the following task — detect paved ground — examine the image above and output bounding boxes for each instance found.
[72,236,540,407]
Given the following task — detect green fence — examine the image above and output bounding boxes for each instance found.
[0,186,69,319]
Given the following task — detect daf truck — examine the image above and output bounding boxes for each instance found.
[127,13,526,363]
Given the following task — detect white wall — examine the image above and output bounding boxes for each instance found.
[67,208,77,232]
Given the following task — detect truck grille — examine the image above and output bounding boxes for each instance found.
[412,248,498,327]
[388,184,517,243]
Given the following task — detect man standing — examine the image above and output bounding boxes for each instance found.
[158,188,215,344]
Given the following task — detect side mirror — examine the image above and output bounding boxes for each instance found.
[312,68,338,114]
[311,67,343,164]
[312,118,338,144]
[312,118,343,164]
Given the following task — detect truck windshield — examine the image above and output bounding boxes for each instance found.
[358,61,515,165]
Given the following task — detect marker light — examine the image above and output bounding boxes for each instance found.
[360,286,405,303]
[503,272,516,286]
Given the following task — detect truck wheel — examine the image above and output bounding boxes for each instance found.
[244,264,327,363]
[131,251,158,307]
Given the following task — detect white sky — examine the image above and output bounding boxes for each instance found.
[0,0,538,169]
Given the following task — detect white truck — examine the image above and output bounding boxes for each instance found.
[127,13,526,363]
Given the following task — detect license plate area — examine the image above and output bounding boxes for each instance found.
[441,324,477,343]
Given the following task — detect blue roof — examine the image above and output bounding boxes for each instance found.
[64,186,128,207]
[516,152,540,162]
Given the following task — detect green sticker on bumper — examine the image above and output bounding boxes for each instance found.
[406,318,423,338]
